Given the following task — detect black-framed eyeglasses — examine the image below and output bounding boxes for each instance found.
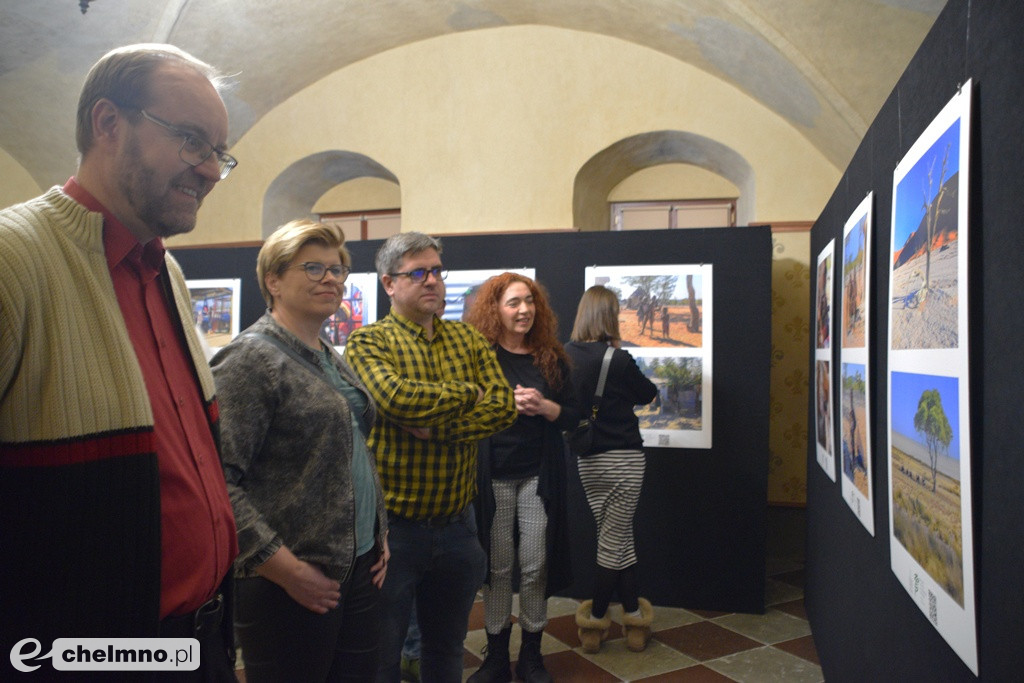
[290,262,351,282]
[137,109,238,180]
[389,266,447,283]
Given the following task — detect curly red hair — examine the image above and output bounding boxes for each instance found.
[464,272,569,390]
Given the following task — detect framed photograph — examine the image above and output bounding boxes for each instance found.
[887,80,976,674]
[814,241,836,480]
[323,272,380,349]
[585,264,712,449]
[840,193,874,533]
[186,278,241,352]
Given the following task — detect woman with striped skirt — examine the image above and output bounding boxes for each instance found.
[565,285,659,654]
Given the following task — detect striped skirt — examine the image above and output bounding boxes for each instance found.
[577,449,645,570]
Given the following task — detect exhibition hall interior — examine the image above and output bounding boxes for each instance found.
[4,1,1023,681]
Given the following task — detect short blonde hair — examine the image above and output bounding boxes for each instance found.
[570,285,621,343]
[257,219,350,308]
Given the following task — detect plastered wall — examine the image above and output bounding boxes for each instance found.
[175,25,838,245]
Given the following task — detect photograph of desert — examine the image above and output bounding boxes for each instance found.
[890,370,964,606]
[891,118,961,350]
[593,271,704,349]
[843,218,867,348]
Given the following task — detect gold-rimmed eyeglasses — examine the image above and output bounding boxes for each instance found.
[137,109,238,180]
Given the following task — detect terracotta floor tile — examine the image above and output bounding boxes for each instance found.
[542,649,622,682]
[654,620,763,661]
[634,664,738,682]
[774,598,808,620]
[775,634,821,665]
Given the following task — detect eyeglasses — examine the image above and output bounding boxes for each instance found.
[137,109,238,180]
[389,266,448,283]
[290,262,351,282]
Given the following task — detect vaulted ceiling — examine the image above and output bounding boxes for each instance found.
[0,0,943,190]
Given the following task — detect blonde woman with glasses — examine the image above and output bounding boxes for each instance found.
[212,219,389,681]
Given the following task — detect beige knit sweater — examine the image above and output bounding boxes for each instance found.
[0,187,216,451]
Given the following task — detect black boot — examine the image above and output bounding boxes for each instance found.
[467,625,512,683]
[514,628,552,683]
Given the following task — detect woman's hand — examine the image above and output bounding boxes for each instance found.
[256,546,341,614]
[514,385,561,421]
[370,537,391,589]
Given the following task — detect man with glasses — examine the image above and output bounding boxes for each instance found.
[344,232,516,682]
[0,45,238,680]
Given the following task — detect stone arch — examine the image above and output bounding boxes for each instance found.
[262,151,399,238]
[573,131,755,230]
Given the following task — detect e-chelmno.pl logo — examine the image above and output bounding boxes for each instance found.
[10,638,199,673]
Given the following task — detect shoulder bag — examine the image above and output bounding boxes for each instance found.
[563,346,614,457]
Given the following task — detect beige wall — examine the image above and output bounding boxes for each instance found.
[609,163,740,202]
[313,177,401,214]
[0,148,42,208]
[174,25,839,246]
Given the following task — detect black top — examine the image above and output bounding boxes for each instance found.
[564,341,658,455]
[490,345,575,479]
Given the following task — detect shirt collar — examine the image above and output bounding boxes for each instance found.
[389,310,443,339]
[63,177,165,279]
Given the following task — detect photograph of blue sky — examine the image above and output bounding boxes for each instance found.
[891,370,960,460]
[893,118,961,249]
[844,217,866,265]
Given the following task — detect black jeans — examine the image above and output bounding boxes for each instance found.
[235,549,381,682]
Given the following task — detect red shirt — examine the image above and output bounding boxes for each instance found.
[63,179,237,617]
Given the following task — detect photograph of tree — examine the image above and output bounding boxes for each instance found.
[322,272,379,349]
[186,278,241,352]
[841,363,869,494]
[814,241,836,481]
[890,371,962,604]
[635,356,702,433]
[887,80,975,674]
[586,264,712,449]
[840,194,873,533]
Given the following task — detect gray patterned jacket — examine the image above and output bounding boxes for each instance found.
[212,313,387,581]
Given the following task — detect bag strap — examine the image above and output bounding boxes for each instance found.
[246,331,327,379]
[588,346,615,418]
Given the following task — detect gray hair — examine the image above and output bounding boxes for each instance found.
[374,232,442,279]
[76,43,227,155]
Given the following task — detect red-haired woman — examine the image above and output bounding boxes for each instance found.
[464,273,580,683]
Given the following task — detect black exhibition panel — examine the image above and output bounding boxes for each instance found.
[173,226,771,614]
[806,0,1024,679]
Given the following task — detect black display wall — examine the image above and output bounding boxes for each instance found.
[806,1,1024,679]
[174,226,771,613]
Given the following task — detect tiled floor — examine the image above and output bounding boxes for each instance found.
[460,558,822,682]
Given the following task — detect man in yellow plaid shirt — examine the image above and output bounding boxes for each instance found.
[345,232,515,682]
